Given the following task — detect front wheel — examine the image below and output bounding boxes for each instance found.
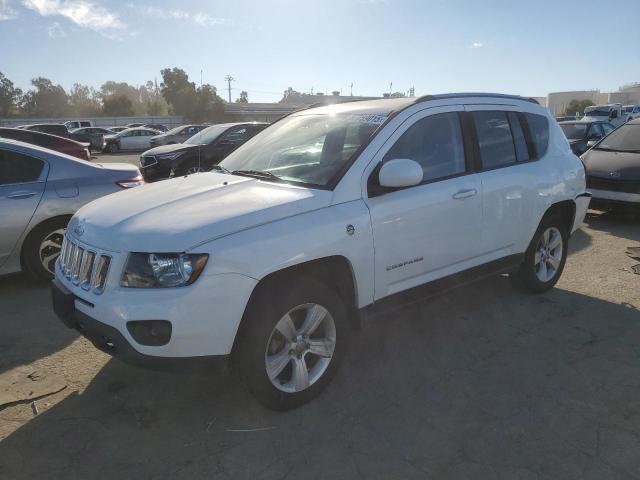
[23,217,69,281]
[106,142,118,153]
[234,276,348,410]
[510,215,568,293]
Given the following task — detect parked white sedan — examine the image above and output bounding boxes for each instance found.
[102,127,162,153]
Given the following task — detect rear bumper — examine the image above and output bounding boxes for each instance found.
[590,188,640,205]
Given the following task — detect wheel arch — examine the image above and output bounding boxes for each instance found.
[232,255,360,355]
[543,199,576,234]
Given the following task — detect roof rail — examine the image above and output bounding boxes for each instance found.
[415,93,539,105]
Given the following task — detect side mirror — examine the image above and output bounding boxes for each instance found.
[378,159,423,188]
[587,139,598,148]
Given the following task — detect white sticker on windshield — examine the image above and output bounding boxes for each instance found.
[347,113,389,125]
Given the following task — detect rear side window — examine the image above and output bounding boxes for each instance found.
[524,113,549,158]
[507,112,530,162]
[473,111,516,169]
[0,149,45,185]
[383,112,466,182]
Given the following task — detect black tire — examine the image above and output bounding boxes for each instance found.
[234,276,349,410]
[23,217,69,282]
[106,142,118,153]
[509,214,568,293]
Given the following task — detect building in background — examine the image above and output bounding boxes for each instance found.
[546,84,640,116]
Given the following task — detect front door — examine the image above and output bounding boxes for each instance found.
[365,106,484,299]
[0,148,47,268]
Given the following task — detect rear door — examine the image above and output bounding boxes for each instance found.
[465,106,542,256]
[0,148,48,268]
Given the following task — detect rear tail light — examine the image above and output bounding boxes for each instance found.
[117,174,145,189]
[84,148,91,160]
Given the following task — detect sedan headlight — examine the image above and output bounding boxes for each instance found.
[121,253,208,288]
[157,151,185,161]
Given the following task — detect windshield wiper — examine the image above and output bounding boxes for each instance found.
[210,164,231,174]
[232,169,283,182]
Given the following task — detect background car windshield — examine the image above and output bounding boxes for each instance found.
[597,124,640,152]
[185,125,229,145]
[584,108,611,117]
[220,113,383,186]
[560,123,588,139]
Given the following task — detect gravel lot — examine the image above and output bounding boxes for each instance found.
[0,194,639,477]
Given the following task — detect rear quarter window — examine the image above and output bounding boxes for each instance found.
[524,113,549,158]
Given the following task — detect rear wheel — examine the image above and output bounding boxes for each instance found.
[234,276,348,410]
[510,215,568,293]
[23,217,69,282]
[106,142,118,153]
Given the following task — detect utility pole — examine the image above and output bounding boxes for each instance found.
[224,75,234,102]
[389,82,393,95]
[350,82,353,97]
[200,70,203,89]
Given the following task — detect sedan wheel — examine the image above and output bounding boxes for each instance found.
[265,303,337,393]
[38,228,65,276]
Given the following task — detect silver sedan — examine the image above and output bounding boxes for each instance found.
[0,139,143,281]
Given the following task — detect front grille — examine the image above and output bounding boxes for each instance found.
[587,175,640,194]
[58,236,111,294]
[140,155,157,168]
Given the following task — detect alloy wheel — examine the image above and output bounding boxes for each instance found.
[534,226,563,282]
[264,303,337,393]
[39,228,65,275]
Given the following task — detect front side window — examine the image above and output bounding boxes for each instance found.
[220,113,384,187]
[587,123,604,139]
[473,111,517,169]
[383,112,466,182]
[0,149,45,185]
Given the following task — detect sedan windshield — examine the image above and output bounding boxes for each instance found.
[560,123,588,140]
[220,113,385,187]
[185,125,229,145]
[597,124,640,152]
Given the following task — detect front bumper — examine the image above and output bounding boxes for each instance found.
[590,188,640,206]
[140,163,172,182]
[53,255,258,360]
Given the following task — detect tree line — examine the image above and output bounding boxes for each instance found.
[0,68,249,122]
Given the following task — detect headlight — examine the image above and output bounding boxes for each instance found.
[157,151,185,161]
[121,253,208,288]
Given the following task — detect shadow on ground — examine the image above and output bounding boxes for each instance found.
[585,210,640,243]
[1,276,639,479]
[0,273,78,375]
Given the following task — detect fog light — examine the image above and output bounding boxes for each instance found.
[126,320,172,346]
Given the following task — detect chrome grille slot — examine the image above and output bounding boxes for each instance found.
[59,235,111,295]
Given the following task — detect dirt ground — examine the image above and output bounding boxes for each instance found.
[0,210,639,479]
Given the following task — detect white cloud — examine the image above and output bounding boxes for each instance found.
[469,42,483,49]
[0,0,17,20]
[132,5,233,28]
[47,20,66,37]
[22,0,123,30]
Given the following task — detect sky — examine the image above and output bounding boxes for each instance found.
[1,0,640,103]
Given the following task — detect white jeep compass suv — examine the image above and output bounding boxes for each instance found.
[52,94,591,410]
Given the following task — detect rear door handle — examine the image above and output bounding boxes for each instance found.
[7,191,37,199]
[452,188,477,200]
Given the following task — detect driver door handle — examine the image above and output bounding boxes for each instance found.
[7,191,37,200]
[452,188,477,200]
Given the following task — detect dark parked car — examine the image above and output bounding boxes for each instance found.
[69,127,113,150]
[582,118,640,211]
[126,123,145,128]
[139,122,269,181]
[559,120,615,156]
[0,128,91,160]
[19,123,71,138]
[148,124,206,147]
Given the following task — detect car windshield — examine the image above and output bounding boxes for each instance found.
[219,113,386,187]
[185,125,228,145]
[596,124,640,152]
[560,123,589,140]
[584,108,611,117]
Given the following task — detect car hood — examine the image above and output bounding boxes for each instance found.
[68,172,332,252]
[104,134,117,141]
[582,148,640,180]
[143,143,196,156]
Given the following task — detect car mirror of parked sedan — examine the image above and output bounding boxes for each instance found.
[378,158,424,188]
[587,140,598,148]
